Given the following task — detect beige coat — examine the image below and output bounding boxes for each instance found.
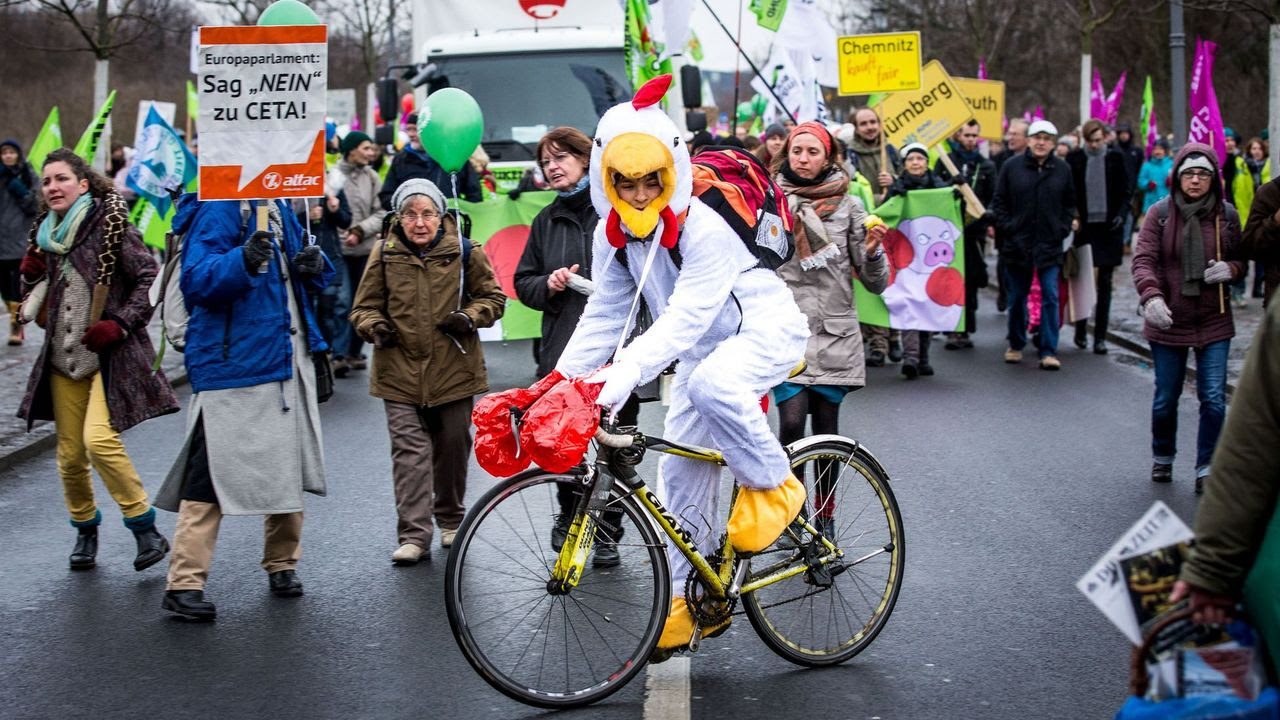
[335,159,386,256]
[776,193,888,389]
[349,216,506,407]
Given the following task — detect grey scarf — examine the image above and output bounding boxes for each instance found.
[1085,146,1107,223]
[1176,192,1215,297]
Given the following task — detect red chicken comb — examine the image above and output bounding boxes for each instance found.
[632,74,672,110]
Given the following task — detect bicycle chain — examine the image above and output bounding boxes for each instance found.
[683,559,737,625]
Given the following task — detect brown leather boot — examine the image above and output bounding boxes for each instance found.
[7,301,22,346]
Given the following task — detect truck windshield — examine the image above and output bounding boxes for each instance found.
[430,50,629,161]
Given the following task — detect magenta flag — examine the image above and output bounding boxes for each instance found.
[1146,106,1159,158]
[1034,106,1045,121]
[350,115,362,132]
[978,57,988,80]
[1104,71,1127,125]
[1090,69,1107,120]
[1188,38,1226,165]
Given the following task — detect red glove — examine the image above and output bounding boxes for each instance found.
[1147,181,1157,191]
[81,320,126,353]
[19,252,45,280]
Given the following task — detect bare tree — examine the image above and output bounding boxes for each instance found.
[197,0,270,25]
[27,0,175,168]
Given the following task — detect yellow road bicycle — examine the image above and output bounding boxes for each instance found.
[444,423,905,708]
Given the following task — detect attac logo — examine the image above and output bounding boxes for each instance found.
[262,172,282,190]
[518,0,565,20]
[261,172,320,191]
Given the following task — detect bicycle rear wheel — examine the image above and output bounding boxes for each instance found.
[445,469,670,708]
[741,436,904,666]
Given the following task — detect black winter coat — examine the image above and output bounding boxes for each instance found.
[0,158,38,260]
[1066,148,1133,267]
[378,146,482,210]
[513,188,597,378]
[990,151,1077,269]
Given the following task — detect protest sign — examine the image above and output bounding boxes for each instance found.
[1076,501,1194,645]
[457,191,557,341]
[196,24,327,201]
[836,31,921,96]
[855,187,966,332]
[134,101,176,148]
[127,106,197,216]
[952,77,1005,140]
[879,60,973,148]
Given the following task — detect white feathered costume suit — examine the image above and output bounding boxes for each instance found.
[555,77,810,613]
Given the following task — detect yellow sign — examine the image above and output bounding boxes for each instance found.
[953,78,1006,141]
[880,60,974,148]
[836,32,922,96]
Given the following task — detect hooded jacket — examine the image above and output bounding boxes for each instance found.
[0,139,38,260]
[173,195,336,392]
[1131,143,1244,347]
[1243,175,1280,306]
[990,148,1076,269]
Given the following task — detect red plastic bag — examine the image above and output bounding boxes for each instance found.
[472,371,564,477]
[519,375,604,474]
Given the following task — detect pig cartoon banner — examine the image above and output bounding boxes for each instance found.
[855,187,966,332]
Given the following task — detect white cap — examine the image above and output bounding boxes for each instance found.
[1178,154,1214,175]
[901,142,929,159]
[1027,120,1059,138]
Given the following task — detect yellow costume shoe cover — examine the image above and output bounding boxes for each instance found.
[726,475,807,553]
[657,596,731,650]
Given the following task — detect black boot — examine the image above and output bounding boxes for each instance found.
[132,527,170,571]
[269,569,304,597]
[1073,321,1088,349]
[69,526,98,570]
[162,590,217,621]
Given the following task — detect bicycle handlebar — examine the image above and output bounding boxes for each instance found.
[593,427,636,448]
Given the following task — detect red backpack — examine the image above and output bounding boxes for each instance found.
[617,146,795,270]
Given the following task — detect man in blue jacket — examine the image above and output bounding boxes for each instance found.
[155,195,335,622]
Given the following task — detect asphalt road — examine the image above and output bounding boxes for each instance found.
[0,302,1213,719]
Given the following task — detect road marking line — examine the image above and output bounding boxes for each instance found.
[643,656,691,720]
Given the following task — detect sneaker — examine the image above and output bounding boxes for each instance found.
[901,361,919,380]
[1093,340,1108,355]
[550,513,571,552]
[888,339,904,363]
[918,362,935,377]
[392,543,427,565]
[1039,355,1061,371]
[1151,463,1173,483]
[439,528,458,548]
[592,543,621,567]
[866,350,886,367]
[1004,348,1022,364]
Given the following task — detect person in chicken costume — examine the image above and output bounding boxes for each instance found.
[556,75,810,651]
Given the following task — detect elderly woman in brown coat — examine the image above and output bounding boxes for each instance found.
[350,178,505,565]
[1131,143,1245,493]
[18,148,179,572]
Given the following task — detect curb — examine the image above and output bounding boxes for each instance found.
[0,367,189,473]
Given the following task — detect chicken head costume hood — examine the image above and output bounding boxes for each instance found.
[590,75,692,251]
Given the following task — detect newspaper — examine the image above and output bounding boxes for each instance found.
[1077,501,1194,645]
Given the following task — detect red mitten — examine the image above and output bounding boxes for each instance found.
[925,266,965,307]
[81,320,126,353]
[473,371,564,477]
[1147,181,1157,191]
[520,376,604,474]
[19,251,45,281]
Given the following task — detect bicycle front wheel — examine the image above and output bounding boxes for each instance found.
[742,436,905,666]
[445,469,670,708]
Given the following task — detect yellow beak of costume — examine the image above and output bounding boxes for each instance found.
[601,132,677,238]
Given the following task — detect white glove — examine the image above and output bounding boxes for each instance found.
[585,361,642,414]
[1203,259,1233,284]
[1142,297,1174,330]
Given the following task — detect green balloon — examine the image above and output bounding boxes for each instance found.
[257,0,321,25]
[736,101,753,123]
[420,88,484,174]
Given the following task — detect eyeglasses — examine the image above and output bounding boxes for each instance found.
[538,151,575,169]
[401,211,440,224]
[1181,170,1214,180]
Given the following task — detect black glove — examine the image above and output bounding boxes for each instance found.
[242,230,274,273]
[437,310,474,335]
[371,321,398,349]
[291,245,325,276]
[6,177,28,199]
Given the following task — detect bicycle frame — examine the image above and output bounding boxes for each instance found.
[547,429,846,602]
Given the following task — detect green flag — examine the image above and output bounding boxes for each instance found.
[456,191,558,340]
[1140,75,1154,158]
[186,80,199,124]
[866,92,887,107]
[129,198,172,251]
[27,107,62,171]
[74,90,117,164]
[855,187,967,332]
[749,0,788,31]
[624,0,671,91]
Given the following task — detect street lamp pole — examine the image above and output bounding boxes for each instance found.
[1170,0,1187,145]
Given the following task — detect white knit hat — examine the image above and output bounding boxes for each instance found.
[1027,120,1059,138]
[1178,154,1214,175]
[901,142,929,159]
[391,178,446,215]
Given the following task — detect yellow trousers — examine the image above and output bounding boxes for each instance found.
[50,372,150,523]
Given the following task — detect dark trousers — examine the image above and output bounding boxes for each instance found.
[384,396,474,547]
[1074,264,1116,342]
[554,395,640,542]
